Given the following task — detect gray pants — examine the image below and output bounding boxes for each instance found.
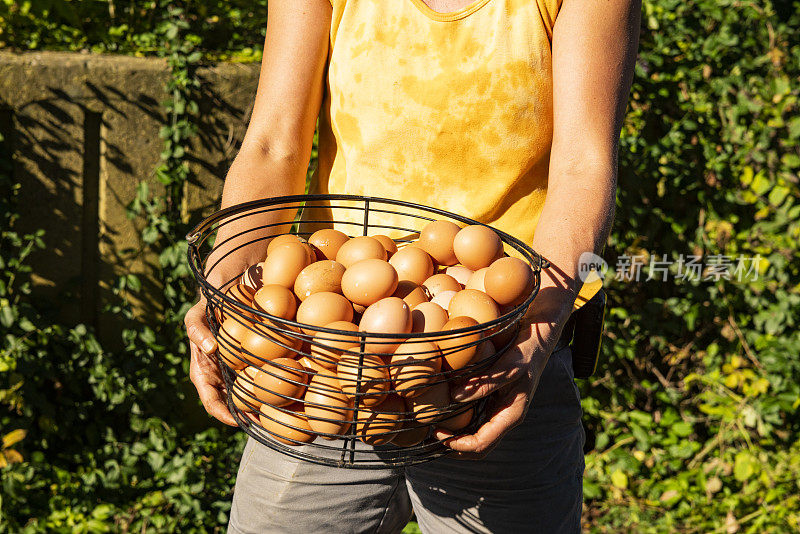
[228,347,585,534]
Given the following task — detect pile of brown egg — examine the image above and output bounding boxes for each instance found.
[214,220,534,447]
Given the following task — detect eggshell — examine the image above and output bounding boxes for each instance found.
[388,246,435,285]
[240,262,264,290]
[217,317,250,371]
[411,302,449,333]
[410,382,450,423]
[448,289,500,325]
[304,374,354,438]
[296,292,354,334]
[484,257,534,306]
[393,281,429,309]
[468,339,497,367]
[422,274,461,298]
[259,402,316,445]
[341,259,399,307]
[240,321,302,364]
[231,367,261,412]
[359,297,413,354]
[222,284,256,320]
[445,265,473,286]
[453,225,504,270]
[355,394,405,445]
[465,267,489,292]
[267,234,306,255]
[252,357,309,407]
[372,235,398,258]
[308,229,350,261]
[435,316,480,370]
[309,321,360,370]
[418,220,461,266]
[336,236,387,267]
[293,260,346,301]
[253,284,298,320]
[261,242,313,288]
[391,419,429,447]
[430,290,457,310]
[390,341,442,397]
[337,353,391,407]
[438,406,474,431]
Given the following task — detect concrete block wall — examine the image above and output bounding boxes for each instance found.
[0,51,259,341]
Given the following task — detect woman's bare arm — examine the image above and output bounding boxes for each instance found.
[444,0,641,454]
[185,0,332,425]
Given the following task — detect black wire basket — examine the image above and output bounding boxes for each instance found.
[186,194,546,468]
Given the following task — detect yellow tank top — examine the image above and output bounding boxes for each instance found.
[310,0,561,237]
[305,0,599,306]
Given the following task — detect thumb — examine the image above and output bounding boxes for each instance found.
[185,304,217,355]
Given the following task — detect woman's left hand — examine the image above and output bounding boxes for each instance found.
[436,289,573,458]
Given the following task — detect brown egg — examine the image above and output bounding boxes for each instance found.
[252,357,309,407]
[296,292,354,334]
[337,353,391,407]
[436,316,480,370]
[341,259,399,307]
[231,368,261,412]
[240,262,264,290]
[410,382,450,423]
[259,402,316,445]
[253,284,298,319]
[468,339,497,367]
[390,341,442,397]
[391,419,429,447]
[453,225,504,270]
[389,246,435,285]
[355,394,405,445]
[298,355,326,374]
[217,317,251,371]
[430,290,457,310]
[422,274,461,299]
[267,234,306,255]
[484,257,534,306]
[411,302,449,333]
[448,289,500,325]
[261,242,313,288]
[465,267,489,292]
[304,374,354,438]
[222,284,256,320]
[445,265,473,286]
[308,229,350,261]
[359,297,413,354]
[372,235,398,258]
[294,260,346,301]
[309,321,360,370]
[240,321,302,364]
[418,220,461,266]
[336,236,387,268]
[439,406,474,431]
[393,281,429,309]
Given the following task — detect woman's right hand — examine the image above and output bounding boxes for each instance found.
[184,299,238,426]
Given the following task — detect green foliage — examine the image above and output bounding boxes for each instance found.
[0,0,267,60]
[1,0,799,533]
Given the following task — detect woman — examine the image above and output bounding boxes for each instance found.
[184,0,640,532]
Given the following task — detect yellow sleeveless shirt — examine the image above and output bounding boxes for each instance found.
[305,0,601,305]
[310,0,561,237]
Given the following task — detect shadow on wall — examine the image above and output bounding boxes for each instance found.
[0,51,258,346]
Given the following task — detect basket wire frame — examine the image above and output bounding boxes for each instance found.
[187,194,546,468]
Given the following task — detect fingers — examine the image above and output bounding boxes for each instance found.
[435,381,529,456]
[190,345,238,427]
[185,302,217,355]
[451,338,527,402]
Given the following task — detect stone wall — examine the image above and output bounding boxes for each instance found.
[0,51,260,342]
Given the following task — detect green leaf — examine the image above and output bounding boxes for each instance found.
[611,470,628,489]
